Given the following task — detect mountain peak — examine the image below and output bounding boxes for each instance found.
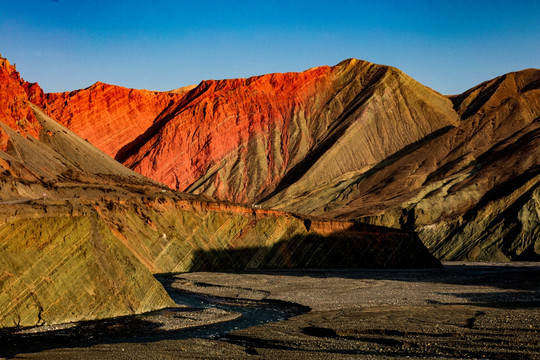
[0,56,19,80]
[0,55,46,140]
[87,81,112,90]
[335,57,373,68]
[451,67,540,118]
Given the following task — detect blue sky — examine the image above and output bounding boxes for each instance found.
[1,0,538,94]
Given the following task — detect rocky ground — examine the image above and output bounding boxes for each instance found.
[3,263,539,359]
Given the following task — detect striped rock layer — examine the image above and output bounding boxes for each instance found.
[46,60,540,261]
[0,55,438,329]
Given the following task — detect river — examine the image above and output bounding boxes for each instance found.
[0,275,308,358]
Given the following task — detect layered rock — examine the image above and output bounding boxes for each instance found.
[121,60,460,204]
[0,56,44,150]
[0,55,175,328]
[44,82,187,158]
[315,69,540,261]
[44,59,539,261]
[0,56,438,329]
[45,60,458,204]
[4,50,537,328]
[0,214,175,328]
[0,194,438,329]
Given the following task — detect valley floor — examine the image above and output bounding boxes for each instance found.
[5,263,540,359]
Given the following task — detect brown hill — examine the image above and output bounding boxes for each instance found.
[44,60,539,261]
[0,55,437,329]
[302,69,540,261]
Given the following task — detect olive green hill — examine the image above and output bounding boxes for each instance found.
[0,197,438,329]
[0,214,175,328]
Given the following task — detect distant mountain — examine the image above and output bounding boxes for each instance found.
[0,55,436,329]
[45,59,540,262]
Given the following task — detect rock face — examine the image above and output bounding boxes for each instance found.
[0,196,438,329]
[0,55,438,329]
[0,214,175,328]
[44,59,539,261]
[320,69,540,262]
[0,57,44,150]
[124,60,460,204]
[47,59,458,203]
[44,83,187,158]
[0,55,175,328]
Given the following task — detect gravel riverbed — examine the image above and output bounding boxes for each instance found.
[2,262,539,359]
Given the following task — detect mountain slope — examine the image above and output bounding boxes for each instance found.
[0,55,438,328]
[0,55,176,327]
[44,82,187,158]
[44,60,539,261]
[48,59,458,204]
[314,69,540,261]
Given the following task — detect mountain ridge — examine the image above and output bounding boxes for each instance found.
[37,58,539,261]
[0,55,439,329]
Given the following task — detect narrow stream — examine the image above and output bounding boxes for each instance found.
[165,288,309,340]
[0,275,308,358]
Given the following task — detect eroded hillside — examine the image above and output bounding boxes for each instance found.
[45,59,539,261]
[0,55,438,328]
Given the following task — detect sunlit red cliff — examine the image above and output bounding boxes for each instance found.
[42,59,540,262]
[0,54,440,329]
[44,83,188,158]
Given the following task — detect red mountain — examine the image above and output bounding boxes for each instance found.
[46,59,459,202]
[43,59,540,261]
[0,57,44,150]
[44,82,189,158]
[0,54,438,329]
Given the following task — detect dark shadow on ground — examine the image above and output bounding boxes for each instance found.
[0,310,168,358]
[1,264,537,358]
[185,225,441,272]
[0,288,307,359]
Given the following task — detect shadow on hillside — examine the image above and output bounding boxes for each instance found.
[184,227,441,272]
[1,230,536,357]
[257,124,455,205]
[178,232,539,310]
[0,227,439,357]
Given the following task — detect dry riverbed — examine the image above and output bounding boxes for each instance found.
[3,262,539,359]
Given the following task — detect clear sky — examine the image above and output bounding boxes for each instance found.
[1,0,538,94]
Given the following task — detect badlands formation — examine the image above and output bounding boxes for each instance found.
[44,58,539,262]
[0,55,438,329]
[0,52,538,333]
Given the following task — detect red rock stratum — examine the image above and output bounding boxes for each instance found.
[0,57,44,150]
[0,54,438,329]
[45,59,540,261]
[44,82,187,158]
